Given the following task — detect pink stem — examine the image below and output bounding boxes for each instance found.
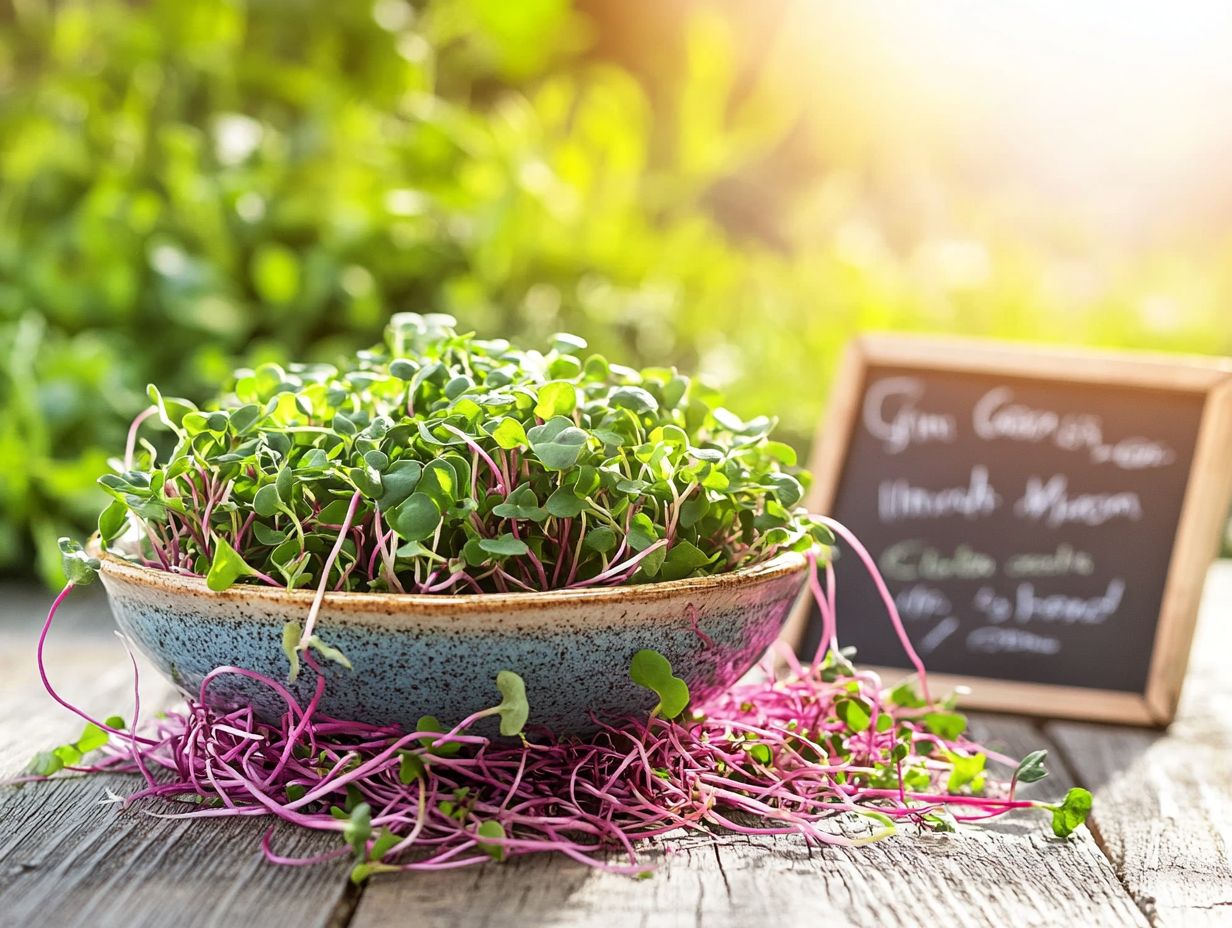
[299,491,362,646]
[819,516,932,705]
[124,405,159,471]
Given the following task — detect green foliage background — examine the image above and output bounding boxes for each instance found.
[2,0,1230,582]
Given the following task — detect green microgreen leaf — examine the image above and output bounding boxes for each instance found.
[494,670,529,737]
[417,716,463,756]
[746,743,773,765]
[98,500,129,546]
[205,537,259,591]
[75,723,109,753]
[488,417,529,450]
[491,485,547,522]
[887,680,927,709]
[58,538,100,586]
[254,483,282,518]
[343,802,372,856]
[923,711,968,741]
[527,416,589,470]
[398,751,426,784]
[657,539,714,581]
[533,381,577,420]
[475,820,507,861]
[282,620,303,681]
[477,534,530,559]
[835,698,872,733]
[584,526,617,553]
[304,635,353,671]
[629,649,690,719]
[1049,787,1094,838]
[27,751,64,777]
[944,751,986,794]
[1014,749,1049,786]
[609,386,658,414]
[545,486,586,518]
[389,493,441,542]
[370,827,400,861]
[378,460,423,510]
[350,861,399,884]
[25,719,118,777]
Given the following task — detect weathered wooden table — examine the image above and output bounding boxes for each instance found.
[3,565,1230,928]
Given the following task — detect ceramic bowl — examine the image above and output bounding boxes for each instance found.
[94,547,808,736]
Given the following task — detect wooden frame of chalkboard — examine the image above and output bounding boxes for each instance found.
[783,335,1232,726]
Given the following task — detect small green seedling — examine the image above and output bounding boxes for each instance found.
[436,671,530,741]
[1048,787,1094,838]
[58,538,100,587]
[629,649,690,719]
[493,671,529,737]
[1012,749,1049,788]
[26,716,125,777]
[475,820,508,861]
[280,620,353,682]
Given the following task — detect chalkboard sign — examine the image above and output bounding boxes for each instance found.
[786,336,1232,725]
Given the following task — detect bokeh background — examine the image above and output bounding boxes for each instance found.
[3,0,1231,583]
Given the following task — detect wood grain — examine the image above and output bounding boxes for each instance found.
[1047,564,1232,927]
[0,775,355,928]
[0,583,352,928]
[351,716,1144,928]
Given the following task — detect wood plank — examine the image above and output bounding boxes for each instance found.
[0,583,354,928]
[0,776,356,928]
[352,715,1144,928]
[0,585,146,780]
[1047,562,1232,927]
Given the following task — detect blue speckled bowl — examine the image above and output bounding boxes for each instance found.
[94,548,807,736]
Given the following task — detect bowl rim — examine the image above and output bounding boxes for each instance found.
[90,540,809,612]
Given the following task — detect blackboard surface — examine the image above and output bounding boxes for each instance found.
[802,363,1206,694]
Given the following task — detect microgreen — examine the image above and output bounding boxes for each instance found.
[343,803,372,856]
[281,621,302,681]
[95,314,821,596]
[629,649,690,719]
[944,751,987,794]
[922,711,968,741]
[1049,788,1094,839]
[493,671,530,737]
[416,716,464,756]
[398,751,426,783]
[58,538,99,587]
[25,717,124,777]
[475,821,508,861]
[1013,749,1049,788]
[835,697,872,733]
[206,538,260,592]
